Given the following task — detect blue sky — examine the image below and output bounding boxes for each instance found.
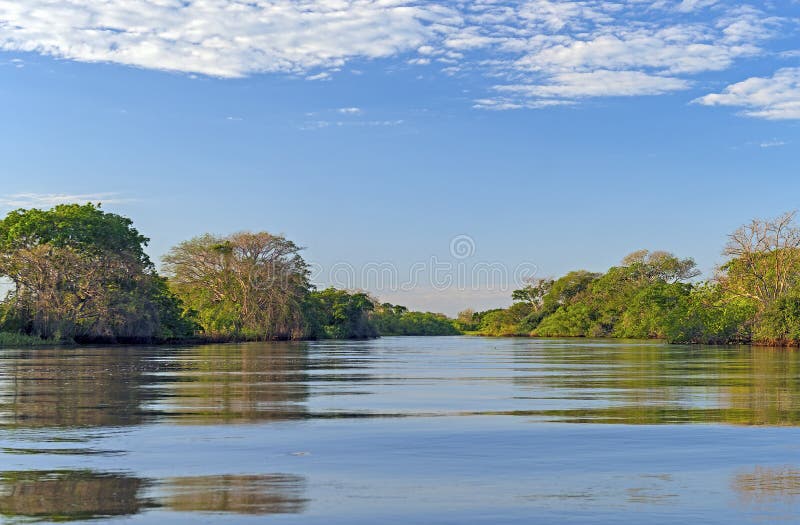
[0,0,799,314]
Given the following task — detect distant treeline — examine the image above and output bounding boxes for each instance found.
[3,203,800,347]
[459,211,800,346]
[0,204,456,344]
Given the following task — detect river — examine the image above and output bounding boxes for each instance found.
[0,337,798,523]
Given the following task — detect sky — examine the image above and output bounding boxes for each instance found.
[0,0,799,315]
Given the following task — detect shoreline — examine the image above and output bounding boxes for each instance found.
[4,331,798,349]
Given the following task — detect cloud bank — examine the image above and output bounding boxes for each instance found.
[0,1,796,117]
[0,0,456,78]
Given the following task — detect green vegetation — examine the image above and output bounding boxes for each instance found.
[0,204,196,343]
[371,303,461,335]
[163,231,313,340]
[0,204,453,345]
[3,203,800,347]
[305,288,378,339]
[162,234,394,340]
[466,212,800,346]
[0,331,64,347]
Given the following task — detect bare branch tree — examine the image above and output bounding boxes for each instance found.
[162,232,310,340]
[719,211,800,308]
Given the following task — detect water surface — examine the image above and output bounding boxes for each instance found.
[0,337,799,523]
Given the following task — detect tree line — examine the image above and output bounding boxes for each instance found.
[461,211,800,345]
[0,204,456,343]
[3,203,800,346]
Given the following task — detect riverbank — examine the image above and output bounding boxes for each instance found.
[0,332,385,348]
[0,332,68,347]
[462,331,800,347]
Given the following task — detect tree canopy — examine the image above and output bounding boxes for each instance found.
[162,232,312,340]
[370,303,460,336]
[470,212,800,345]
[0,203,150,263]
[0,204,194,342]
[3,204,800,347]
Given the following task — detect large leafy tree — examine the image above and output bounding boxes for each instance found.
[163,232,311,340]
[0,204,193,341]
[0,203,149,260]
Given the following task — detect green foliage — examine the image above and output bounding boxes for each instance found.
[719,253,789,308]
[511,279,553,308]
[164,232,310,340]
[0,204,193,342]
[542,271,600,312]
[663,285,755,344]
[620,249,700,283]
[2,205,798,347]
[753,295,800,345]
[0,203,150,264]
[304,288,378,339]
[720,211,800,310]
[485,231,800,345]
[476,303,536,336]
[0,331,65,347]
[713,211,800,344]
[371,303,460,336]
[614,282,692,339]
[148,277,200,339]
[535,303,596,337]
[455,309,480,332]
[482,251,707,340]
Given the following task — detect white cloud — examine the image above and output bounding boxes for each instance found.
[298,120,331,131]
[694,68,800,120]
[299,118,404,130]
[718,6,783,44]
[0,193,128,208]
[444,29,501,50]
[0,0,793,116]
[305,72,332,81]
[456,2,785,108]
[337,107,363,115]
[759,139,787,148]
[0,0,457,78]
[473,97,572,110]
[499,70,691,99]
[511,27,757,76]
[676,0,719,12]
[515,0,613,31]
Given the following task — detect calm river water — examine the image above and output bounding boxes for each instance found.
[1,337,799,523]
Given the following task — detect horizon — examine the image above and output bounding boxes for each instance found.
[1,0,799,315]
[0,199,782,317]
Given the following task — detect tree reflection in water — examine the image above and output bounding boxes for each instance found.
[0,348,167,428]
[509,343,800,425]
[733,466,800,504]
[164,343,312,423]
[0,470,307,521]
[3,341,800,428]
[0,470,147,521]
[0,343,322,428]
[159,474,307,514]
